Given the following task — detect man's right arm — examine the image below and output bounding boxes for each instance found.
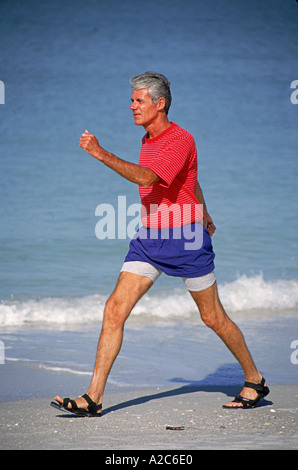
[79,130,160,188]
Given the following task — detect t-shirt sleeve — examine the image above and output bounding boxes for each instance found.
[145,138,191,187]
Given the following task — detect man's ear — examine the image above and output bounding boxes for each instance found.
[157,97,166,112]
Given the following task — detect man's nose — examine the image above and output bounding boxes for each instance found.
[130,101,137,110]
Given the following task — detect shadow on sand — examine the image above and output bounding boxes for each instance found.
[102,363,272,415]
[54,363,272,418]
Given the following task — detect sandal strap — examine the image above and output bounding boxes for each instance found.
[81,393,102,413]
[233,395,255,408]
[62,398,78,411]
[244,376,266,394]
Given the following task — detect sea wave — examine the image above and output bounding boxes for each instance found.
[5,356,93,376]
[1,274,297,327]
[219,273,298,312]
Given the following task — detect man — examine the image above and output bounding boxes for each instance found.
[51,72,269,416]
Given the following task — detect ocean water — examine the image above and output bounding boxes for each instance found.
[0,0,298,401]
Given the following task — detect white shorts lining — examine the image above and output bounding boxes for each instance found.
[120,261,216,292]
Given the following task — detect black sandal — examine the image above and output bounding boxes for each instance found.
[222,376,270,409]
[50,393,102,417]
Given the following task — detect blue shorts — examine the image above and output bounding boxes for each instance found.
[124,223,215,278]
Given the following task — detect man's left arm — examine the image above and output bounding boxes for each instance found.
[196,181,216,237]
[80,130,160,188]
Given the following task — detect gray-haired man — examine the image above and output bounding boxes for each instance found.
[51,72,269,416]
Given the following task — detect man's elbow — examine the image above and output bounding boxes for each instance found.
[140,179,155,189]
[140,170,160,188]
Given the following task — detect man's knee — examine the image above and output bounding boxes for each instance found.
[200,310,216,330]
[102,297,127,329]
[191,284,228,332]
[199,304,227,332]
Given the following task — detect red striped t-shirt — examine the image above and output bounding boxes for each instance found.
[139,122,203,228]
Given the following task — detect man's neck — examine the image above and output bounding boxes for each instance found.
[145,116,172,139]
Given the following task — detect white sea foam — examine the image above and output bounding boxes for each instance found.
[0,294,106,327]
[5,356,93,376]
[39,365,92,376]
[1,274,297,327]
[219,274,298,312]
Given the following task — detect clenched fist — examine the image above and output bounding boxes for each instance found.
[79,130,103,160]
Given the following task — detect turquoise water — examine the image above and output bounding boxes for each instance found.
[0,0,297,398]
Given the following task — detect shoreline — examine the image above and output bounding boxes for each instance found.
[0,384,297,450]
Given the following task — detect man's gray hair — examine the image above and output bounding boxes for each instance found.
[130,72,172,115]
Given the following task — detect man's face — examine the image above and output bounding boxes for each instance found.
[130,88,159,128]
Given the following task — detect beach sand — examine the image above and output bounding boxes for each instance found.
[1,384,297,451]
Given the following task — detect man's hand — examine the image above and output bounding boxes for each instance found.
[204,212,216,237]
[80,130,103,160]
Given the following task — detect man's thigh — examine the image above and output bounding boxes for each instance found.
[189,281,225,320]
[106,270,154,320]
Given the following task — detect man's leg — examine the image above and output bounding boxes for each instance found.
[54,271,153,413]
[190,281,265,407]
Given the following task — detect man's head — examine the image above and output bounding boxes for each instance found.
[130,72,172,129]
[130,72,172,115]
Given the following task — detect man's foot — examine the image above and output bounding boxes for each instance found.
[223,376,269,409]
[50,393,102,417]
